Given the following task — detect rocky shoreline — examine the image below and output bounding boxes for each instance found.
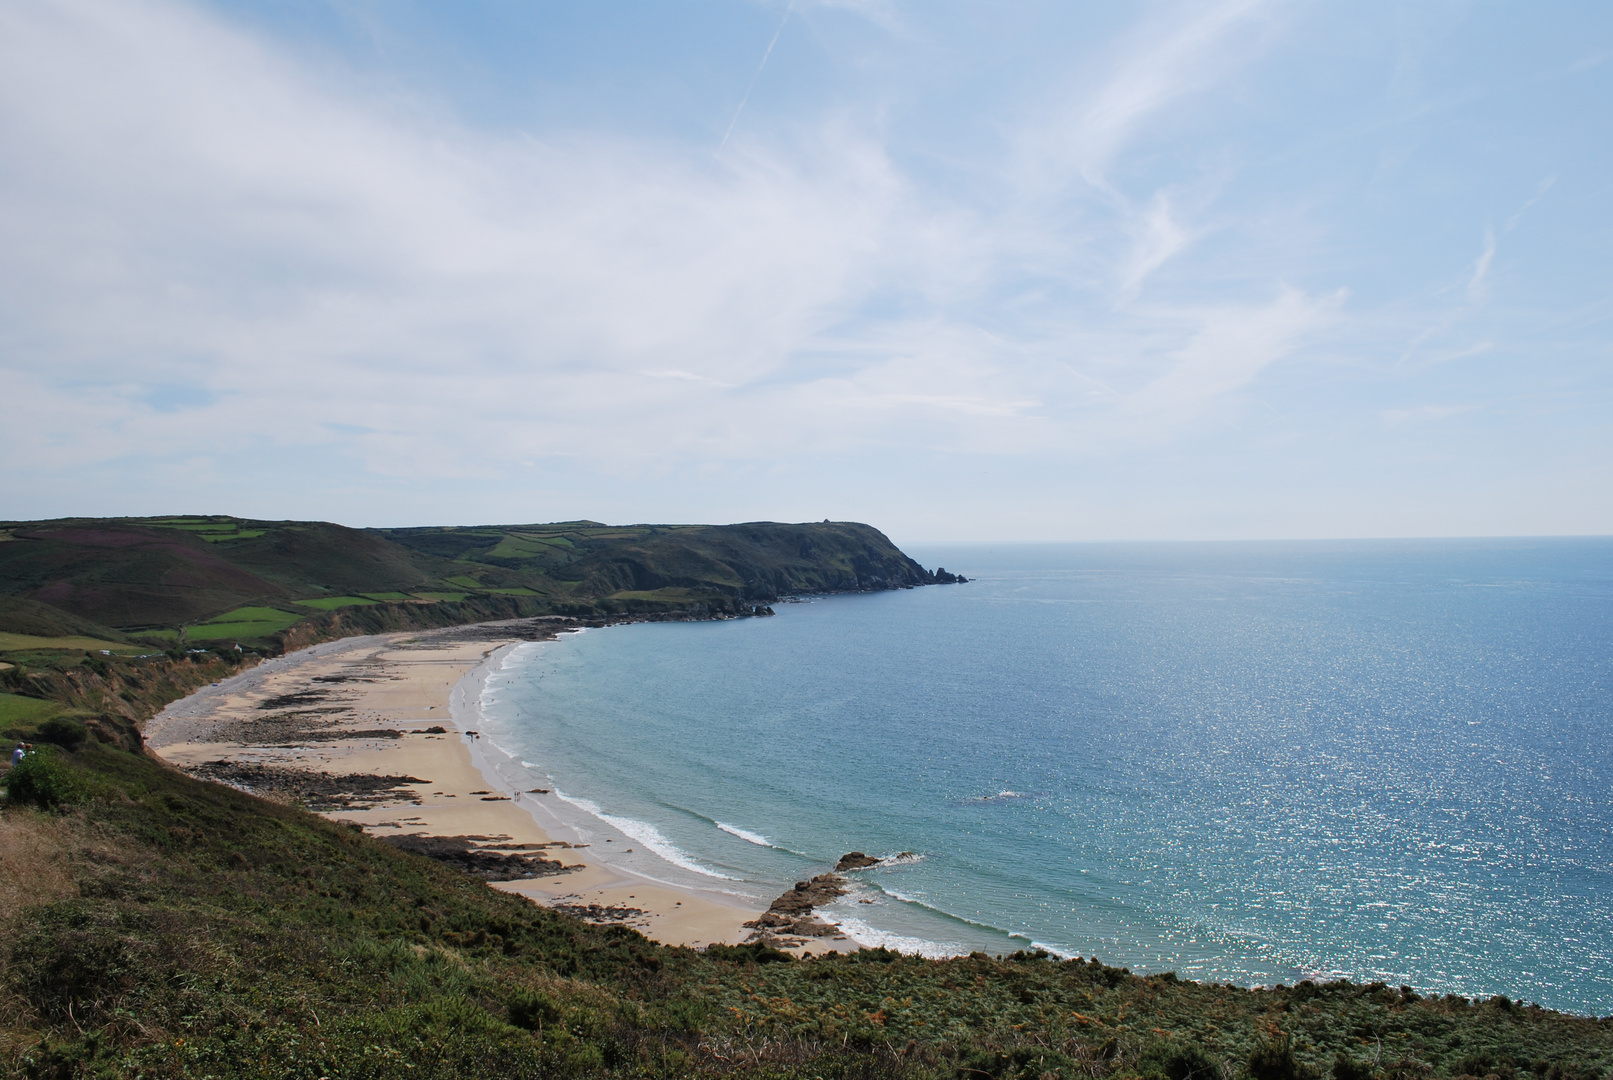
[742,851,899,946]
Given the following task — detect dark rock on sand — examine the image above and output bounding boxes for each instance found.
[186,759,428,811]
[380,833,581,881]
[745,873,850,939]
[551,901,646,925]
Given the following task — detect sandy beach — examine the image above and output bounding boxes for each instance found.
[145,621,857,956]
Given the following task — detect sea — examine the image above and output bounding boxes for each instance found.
[465,539,1613,1016]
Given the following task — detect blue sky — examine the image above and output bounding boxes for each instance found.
[1,1,1609,540]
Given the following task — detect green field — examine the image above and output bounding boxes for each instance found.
[607,588,707,603]
[486,533,571,560]
[186,606,304,641]
[411,591,470,602]
[0,692,61,725]
[0,632,141,654]
[144,517,267,542]
[482,587,538,596]
[361,592,413,601]
[296,596,380,610]
[132,629,179,642]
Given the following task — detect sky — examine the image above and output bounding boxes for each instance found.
[1,1,1610,542]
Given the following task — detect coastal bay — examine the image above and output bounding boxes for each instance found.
[146,623,859,956]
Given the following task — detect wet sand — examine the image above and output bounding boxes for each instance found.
[145,623,856,955]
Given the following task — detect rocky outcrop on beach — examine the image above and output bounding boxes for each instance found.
[835,851,880,871]
[380,833,583,881]
[186,759,430,811]
[745,873,849,938]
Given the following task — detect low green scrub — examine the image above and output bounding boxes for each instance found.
[412,592,470,602]
[295,595,379,610]
[361,592,413,601]
[2,745,84,808]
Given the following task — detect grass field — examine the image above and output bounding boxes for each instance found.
[411,592,470,602]
[361,592,414,601]
[0,693,60,725]
[144,517,267,542]
[486,534,572,561]
[482,587,539,596]
[186,606,304,641]
[607,588,709,603]
[296,596,380,610]
[0,633,141,654]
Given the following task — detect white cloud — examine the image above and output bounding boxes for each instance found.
[1054,0,1280,187]
[15,0,1535,539]
[1127,287,1346,426]
[0,0,1332,482]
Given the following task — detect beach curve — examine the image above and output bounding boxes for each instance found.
[145,619,860,955]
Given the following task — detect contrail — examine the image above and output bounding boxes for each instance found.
[719,0,794,151]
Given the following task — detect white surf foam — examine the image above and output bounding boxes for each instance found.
[554,792,735,880]
[832,915,966,960]
[1006,933,1078,959]
[715,822,772,847]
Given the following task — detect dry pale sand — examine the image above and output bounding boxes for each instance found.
[146,625,857,955]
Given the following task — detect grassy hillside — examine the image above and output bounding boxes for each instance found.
[0,516,955,651]
[1,733,1608,1079]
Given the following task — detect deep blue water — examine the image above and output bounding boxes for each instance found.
[473,539,1613,1015]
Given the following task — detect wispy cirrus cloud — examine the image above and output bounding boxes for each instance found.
[0,0,1325,480]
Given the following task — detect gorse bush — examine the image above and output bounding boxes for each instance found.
[1249,1035,1320,1080]
[3,746,82,809]
[1331,1053,1375,1080]
[34,716,86,750]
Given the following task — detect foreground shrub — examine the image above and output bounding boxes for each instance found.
[8,903,145,1023]
[4,746,82,809]
[35,716,86,749]
[1250,1035,1320,1080]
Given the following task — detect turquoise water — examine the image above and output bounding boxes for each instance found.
[473,539,1613,1015]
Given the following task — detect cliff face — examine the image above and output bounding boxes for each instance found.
[543,521,940,602]
[0,516,961,643]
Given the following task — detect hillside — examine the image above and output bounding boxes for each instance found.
[0,516,962,650]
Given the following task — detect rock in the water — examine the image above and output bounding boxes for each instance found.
[744,873,850,940]
[836,851,881,871]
